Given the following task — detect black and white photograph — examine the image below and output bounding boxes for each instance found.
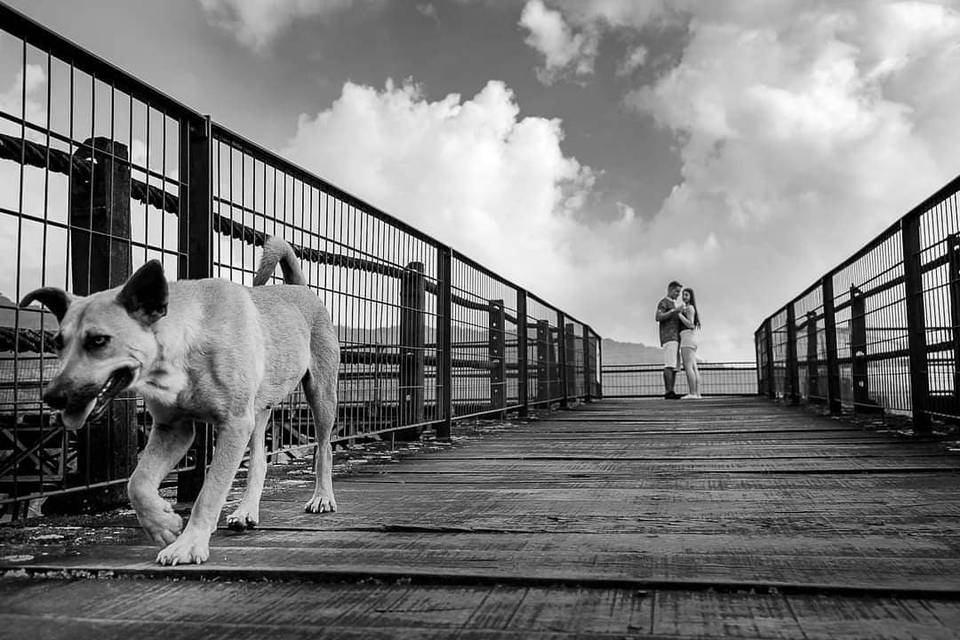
[2,1,960,637]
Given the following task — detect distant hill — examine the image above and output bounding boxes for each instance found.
[601,338,664,365]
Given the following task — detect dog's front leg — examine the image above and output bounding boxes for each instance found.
[156,415,253,566]
[128,421,194,547]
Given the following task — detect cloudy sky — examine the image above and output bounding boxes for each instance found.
[6,0,960,360]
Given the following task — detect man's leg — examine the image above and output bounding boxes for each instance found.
[663,367,675,394]
[662,341,679,397]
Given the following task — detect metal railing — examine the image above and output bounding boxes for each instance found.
[0,3,601,517]
[601,362,757,398]
[755,171,960,432]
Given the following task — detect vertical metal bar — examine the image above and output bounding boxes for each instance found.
[436,245,452,439]
[806,311,819,398]
[849,285,872,411]
[596,330,603,399]
[901,215,931,432]
[582,324,592,402]
[557,310,568,408]
[516,290,529,416]
[948,234,960,414]
[536,319,549,403]
[564,322,577,400]
[822,276,842,415]
[755,329,763,395]
[488,299,506,412]
[764,318,775,398]
[785,303,799,405]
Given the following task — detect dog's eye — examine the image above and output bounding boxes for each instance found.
[84,334,111,350]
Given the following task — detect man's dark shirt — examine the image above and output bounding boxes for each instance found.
[657,297,680,345]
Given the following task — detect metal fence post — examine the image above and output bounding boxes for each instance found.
[806,311,819,398]
[785,304,800,405]
[948,234,960,414]
[436,245,452,439]
[754,329,763,394]
[764,318,775,398]
[64,137,136,511]
[849,285,879,413]
[822,276,842,415]
[488,299,506,413]
[557,312,569,408]
[582,325,592,402]
[398,261,426,439]
[901,215,931,433]
[596,333,604,398]
[536,320,550,403]
[177,115,213,503]
[516,290,529,417]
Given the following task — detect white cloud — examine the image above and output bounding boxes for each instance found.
[281,79,597,293]
[198,0,960,362]
[616,45,648,76]
[511,0,960,360]
[519,0,599,84]
[197,0,380,51]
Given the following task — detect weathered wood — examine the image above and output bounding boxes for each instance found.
[3,397,960,638]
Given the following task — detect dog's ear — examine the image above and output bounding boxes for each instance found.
[20,287,73,323]
[117,260,168,325]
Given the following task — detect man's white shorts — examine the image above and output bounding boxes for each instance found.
[662,340,679,369]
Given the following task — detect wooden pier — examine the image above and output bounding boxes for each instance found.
[3,397,960,638]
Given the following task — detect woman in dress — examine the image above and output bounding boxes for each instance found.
[679,287,702,399]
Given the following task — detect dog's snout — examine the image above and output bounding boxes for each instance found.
[42,387,68,410]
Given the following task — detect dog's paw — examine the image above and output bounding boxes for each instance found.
[304,493,337,514]
[156,530,210,566]
[136,501,184,547]
[226,505,259,531]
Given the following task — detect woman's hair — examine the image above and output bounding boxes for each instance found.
[682,288,701,328]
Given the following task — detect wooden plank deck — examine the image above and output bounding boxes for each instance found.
[3,396,960,638]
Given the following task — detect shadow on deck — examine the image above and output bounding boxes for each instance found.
[3,397,960,639]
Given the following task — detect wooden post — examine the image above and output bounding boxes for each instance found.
[488,299,506,412]
[516,291,529,417]
[397,261,425,440]
[822,276,842,415]
[436,246,452,440]
[901,216,931,432]
[177,116,213,504]
[785,304,800,405]
[67,137,135,510]
[948,234,960,414]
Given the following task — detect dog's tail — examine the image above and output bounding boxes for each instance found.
[254,236,306,286]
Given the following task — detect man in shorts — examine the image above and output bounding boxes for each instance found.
[655,281,685,399]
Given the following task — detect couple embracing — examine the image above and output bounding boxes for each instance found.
[655,280,702,399]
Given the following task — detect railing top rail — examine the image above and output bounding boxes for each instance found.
[755,170,960,333]
[211,124,443,249]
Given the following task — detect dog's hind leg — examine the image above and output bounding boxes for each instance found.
[302,371,338,514]
[226,408,271,531]
[128,421,194,547]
